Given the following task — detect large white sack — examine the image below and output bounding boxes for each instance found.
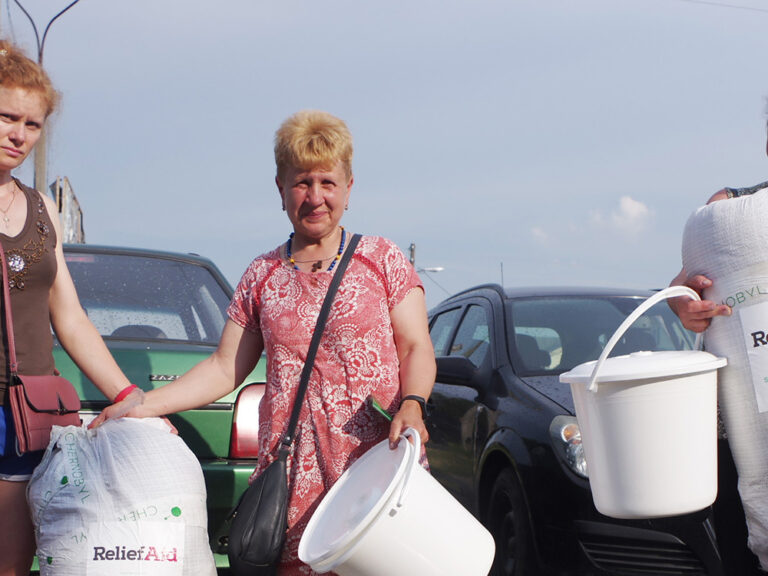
[682,191,768,569]
[27,417,216,576]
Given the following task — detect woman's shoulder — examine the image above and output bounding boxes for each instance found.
[235,246,283,288]
[356,235,403,256]
[352,234,420,305]
[16,180,60,235]
[354,235,413,275]
[252,245,282,265]
[16,180,50,208]
[38,189,57,215]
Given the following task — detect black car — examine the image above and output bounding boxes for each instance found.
[425,284,739,576]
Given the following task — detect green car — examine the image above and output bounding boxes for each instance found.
[49,244,265,570]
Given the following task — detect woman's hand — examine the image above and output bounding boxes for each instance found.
[389,400,429,449]
[668,270,731,332]
[88,387,147,429]
[88,390,178,434]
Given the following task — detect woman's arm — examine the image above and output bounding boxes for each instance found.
[91,318,263,426]
[45,194,132,401]
[388,287,436,447]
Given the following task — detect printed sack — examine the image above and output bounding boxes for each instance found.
[27,418,216,576]
[682,190,768,569]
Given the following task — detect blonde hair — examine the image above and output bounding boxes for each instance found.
[0,39,58,116]
[274,110,353,183]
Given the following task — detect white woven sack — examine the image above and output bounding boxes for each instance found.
[682,191,768,569]
[27,417,216,576]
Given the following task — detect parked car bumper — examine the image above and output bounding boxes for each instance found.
[572,512,721,576]
[201,458,258,556]
[525,460,721,575]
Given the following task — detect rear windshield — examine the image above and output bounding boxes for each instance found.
[507,296,696,376]
[65,251,231,345]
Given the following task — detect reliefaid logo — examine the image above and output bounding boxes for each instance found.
[86,520,185,574]
[92,545,179,563]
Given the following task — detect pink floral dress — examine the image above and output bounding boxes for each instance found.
[228,235,424,575]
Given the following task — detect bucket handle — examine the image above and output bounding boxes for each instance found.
[396,427,421,508]
[587,285,702,393]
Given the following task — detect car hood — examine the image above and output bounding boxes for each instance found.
[519,374,576,415]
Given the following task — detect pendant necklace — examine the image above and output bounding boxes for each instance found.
[287,227,346,272]
[0,183,17,229]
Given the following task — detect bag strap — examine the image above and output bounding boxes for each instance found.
[279,233,361,454]
[0,242,18,374]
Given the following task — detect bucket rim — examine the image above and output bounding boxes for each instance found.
[298,436,414,568]
[560,351,726,385]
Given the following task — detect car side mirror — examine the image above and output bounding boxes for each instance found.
[435,355,480,387]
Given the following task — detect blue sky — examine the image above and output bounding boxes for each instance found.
[6,0,768,308]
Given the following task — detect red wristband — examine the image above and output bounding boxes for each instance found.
[114,384,139,403]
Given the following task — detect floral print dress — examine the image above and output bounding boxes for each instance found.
[228,235,424,575]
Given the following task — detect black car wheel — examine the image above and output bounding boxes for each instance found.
[487,468,537,576]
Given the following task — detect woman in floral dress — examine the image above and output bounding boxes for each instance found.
[99,109,436,574]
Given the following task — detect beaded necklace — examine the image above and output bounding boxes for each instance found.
[287,227,346,272]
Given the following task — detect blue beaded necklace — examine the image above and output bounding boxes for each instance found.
[287,227,346,272]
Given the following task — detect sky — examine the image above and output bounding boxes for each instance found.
[4,0,768,308]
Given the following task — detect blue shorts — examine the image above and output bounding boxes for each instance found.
[0,404,43,481]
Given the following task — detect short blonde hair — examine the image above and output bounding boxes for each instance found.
[0,40,58,117]
[274,110,353,183]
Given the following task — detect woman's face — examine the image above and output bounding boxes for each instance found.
[278,161,352,241]
[0,86,45,174]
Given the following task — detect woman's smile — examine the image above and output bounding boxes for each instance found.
[279,161,352,241]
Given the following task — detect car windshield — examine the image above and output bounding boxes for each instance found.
[506,296,696,376]
[65,251,231,345]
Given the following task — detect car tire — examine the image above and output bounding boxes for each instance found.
[487,468,538,576]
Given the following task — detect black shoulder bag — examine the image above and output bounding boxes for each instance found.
[228,233,361,576]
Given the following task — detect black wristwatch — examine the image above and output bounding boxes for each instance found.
[401,394,429,420]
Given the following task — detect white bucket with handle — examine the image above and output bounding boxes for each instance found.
[298,428,495,575]
[560,286,727,519]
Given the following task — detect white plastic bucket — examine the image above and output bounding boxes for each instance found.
[298,428,495,575]
[560,286,727,519]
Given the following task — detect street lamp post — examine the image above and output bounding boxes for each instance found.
[408,241,449,296]
[12,0,81,193]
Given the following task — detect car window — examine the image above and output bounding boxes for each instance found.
[65,252,231,344]
[449,305,490,368]
[430,308,462,356]
[507,296,696,375]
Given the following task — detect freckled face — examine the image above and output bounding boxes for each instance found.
[0,86,46,174]
[278,162,352,241]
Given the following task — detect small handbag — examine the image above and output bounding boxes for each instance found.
[0,242,81,454]
[227,234,361,576]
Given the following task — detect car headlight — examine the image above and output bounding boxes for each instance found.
[549,415,588,478]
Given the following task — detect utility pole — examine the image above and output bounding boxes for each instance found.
[52,177,84,243]
[12,0,81,192]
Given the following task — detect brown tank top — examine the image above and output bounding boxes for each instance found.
[0,181,57,389]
